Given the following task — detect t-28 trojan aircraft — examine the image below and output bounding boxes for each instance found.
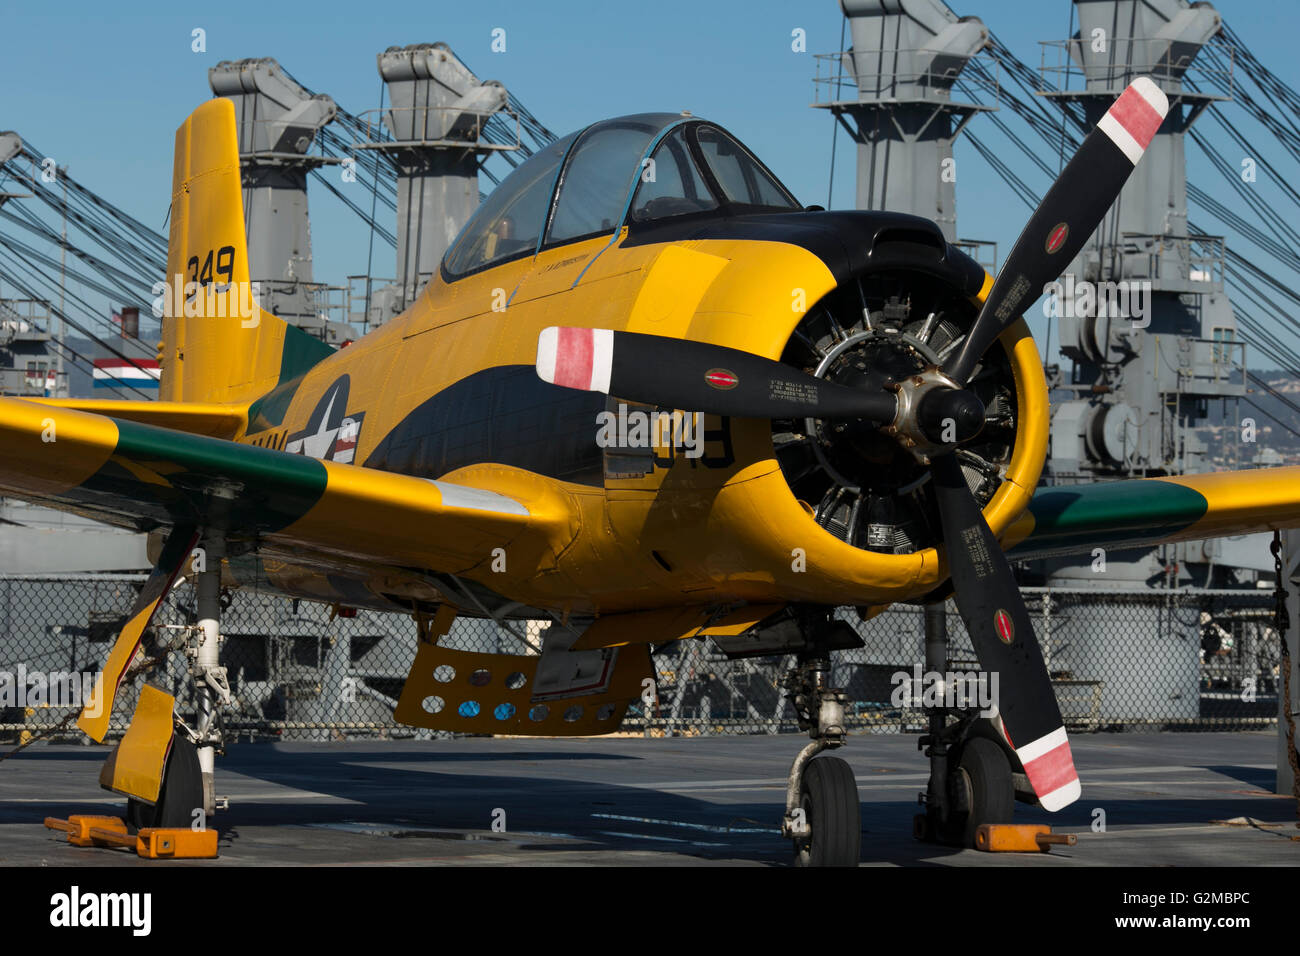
[4,78,1299,865]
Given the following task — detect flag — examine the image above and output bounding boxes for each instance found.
[93,358,160,390]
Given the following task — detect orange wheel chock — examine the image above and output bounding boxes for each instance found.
[45,816,218,859]
[133,827,218,859]
[44,815,128,847]
[974,823,1077,853]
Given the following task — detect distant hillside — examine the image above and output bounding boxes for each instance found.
[1203,368,1299,466]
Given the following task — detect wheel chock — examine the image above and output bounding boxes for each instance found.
[974,823,1077,853]
[45,816,218,858]
[44,815,128,847]
[86,825,219,859]
[134,827,219,859]
[85,826,140,849]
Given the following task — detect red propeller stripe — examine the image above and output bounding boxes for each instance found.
[1015,727,1081,811]
[535,327,614,393]
[1097,76,1168,165]
[553,327,595,390]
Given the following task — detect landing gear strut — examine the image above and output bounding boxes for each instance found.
[191,536,230,819]
[132,534,230,827]
[913,601,1015,847]
[782,646,860,866]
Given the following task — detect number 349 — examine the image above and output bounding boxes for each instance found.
[186,245,235,290]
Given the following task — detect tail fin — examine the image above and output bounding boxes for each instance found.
[160,98,332,404]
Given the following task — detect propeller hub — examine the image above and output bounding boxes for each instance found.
[886,367,985,463]
[917,386,986,444]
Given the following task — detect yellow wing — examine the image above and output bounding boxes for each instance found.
[0,396,575,582]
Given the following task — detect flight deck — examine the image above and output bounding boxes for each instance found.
[2,731,1293,867]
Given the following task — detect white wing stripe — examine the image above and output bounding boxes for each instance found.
[429,481,529,516]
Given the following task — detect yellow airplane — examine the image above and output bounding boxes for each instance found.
[4,80,1298,865]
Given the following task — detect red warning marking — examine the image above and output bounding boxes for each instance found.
[994,609,1015,644]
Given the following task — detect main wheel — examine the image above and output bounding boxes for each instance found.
[792,755,860,867]
[126,734,203,831]
[942,737,1014,847]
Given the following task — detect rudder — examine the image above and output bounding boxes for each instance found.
[159,98,332,404]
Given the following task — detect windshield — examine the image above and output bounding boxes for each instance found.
[693,124,799,210]
[629,127,719,223]
[443,131,577,277]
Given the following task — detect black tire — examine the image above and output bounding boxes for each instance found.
[126,735,203,831]
[943,737,1014,847]
[792,756,860,867]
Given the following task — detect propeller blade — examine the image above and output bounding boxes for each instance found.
[944,76,1169,385]
[929,454,1081,811]
[536,326,899,422]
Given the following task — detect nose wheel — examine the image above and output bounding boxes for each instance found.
[945,737,1014,846]
[792,755,861,867]
[781,648,861,866]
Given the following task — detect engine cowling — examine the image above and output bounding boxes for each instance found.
[771,261,1046,557]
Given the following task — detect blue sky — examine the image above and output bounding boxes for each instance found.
[2,0,1298,350]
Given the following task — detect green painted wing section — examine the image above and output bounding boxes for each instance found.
[1008,479,1209,559]
[66,417,329,535]
[5,403,545,585]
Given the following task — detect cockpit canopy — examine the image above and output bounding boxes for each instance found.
[443,112,800,279]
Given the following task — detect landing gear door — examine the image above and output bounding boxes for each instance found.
[532,624,617,701]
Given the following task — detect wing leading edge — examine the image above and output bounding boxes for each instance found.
[28,399,246,439]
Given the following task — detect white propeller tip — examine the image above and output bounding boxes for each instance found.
[1038,778,1083,812]
[1131,75,1170,119]
[536,327,559,384]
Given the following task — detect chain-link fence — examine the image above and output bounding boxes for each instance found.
[0,575,1283,743]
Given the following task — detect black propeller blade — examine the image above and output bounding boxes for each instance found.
[944,76,1169,386]
[537,326,899,422]
[920,78,1168,810]
[929,455,1080,810]
[916,77,1169,811]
